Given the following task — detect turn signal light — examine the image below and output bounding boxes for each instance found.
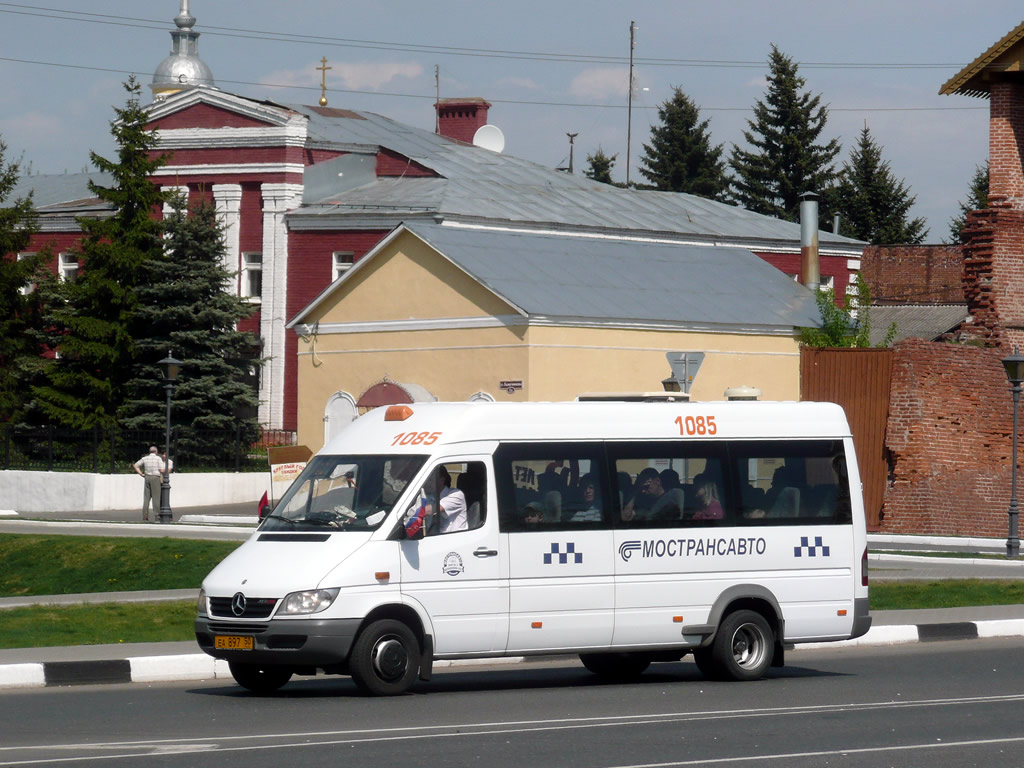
[385,405,414,421]
[837,609,847,616]
[673,616,683,623]
[375,572,390,581]
[531,621,543,629]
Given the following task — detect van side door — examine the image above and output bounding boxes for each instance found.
[399,458,508,655]
[494,443,614,653]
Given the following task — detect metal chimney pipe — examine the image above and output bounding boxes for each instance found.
[800,191,820,291]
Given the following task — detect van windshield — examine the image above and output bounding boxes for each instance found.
[261,454,427,532]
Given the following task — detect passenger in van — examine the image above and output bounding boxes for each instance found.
[659,468,681,491]
[568,474,601,522]
[622,467,686,521]
[691,475,724,520]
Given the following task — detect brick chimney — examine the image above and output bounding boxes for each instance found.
[434,98,491,143]
[989,81,1024,207]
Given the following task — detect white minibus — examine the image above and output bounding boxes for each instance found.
[195,400,871,695]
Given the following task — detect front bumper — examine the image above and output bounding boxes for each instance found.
[195,615,362,668]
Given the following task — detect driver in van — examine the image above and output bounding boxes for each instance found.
[417,466,468,534]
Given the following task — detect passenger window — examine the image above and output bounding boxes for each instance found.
[614,451,726,527]
[733,441,849,524]
[494,445,606,532]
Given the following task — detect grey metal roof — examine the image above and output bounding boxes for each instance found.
[280,103,864,250]
[10,172,112,210]
[869,304,968,346]
[390,222,821,330]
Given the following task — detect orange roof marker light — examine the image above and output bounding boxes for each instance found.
[385,405,414,421]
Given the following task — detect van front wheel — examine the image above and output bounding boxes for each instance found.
[228,662,292,694]
[349,619,420,696]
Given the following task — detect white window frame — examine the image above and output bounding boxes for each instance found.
[17,252,36,295]
[332,251,354,282]
[58,252,78,283]
[241,252,263,301]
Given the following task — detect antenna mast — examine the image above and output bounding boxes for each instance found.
[626,21,636,186]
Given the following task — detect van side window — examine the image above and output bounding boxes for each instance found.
[421,461,488,536]
[494,444,607,532]
[611,445,728,527]
[732,440,849,524]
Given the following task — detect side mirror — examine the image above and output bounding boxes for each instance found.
[259,504,271,520]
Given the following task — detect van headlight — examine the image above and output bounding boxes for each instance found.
[197,588,207,616]
[278,588,340,615]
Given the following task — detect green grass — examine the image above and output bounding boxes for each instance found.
[1,532,1023,649]
[869,579,1024,611]
[0,534,240,597]
[0,601,196,649]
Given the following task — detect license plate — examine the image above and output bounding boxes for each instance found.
[214,635,254,651]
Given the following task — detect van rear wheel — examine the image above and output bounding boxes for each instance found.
[579,652,650,679]
[349,619,420,696]
[228,662,293,694]
[699,609,773,682]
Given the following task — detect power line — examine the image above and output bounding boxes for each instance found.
[0,3,977,70]
[0,55,990,114]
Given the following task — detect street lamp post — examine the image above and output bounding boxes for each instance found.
[1001,347,1024,558]
[157,353,181,525]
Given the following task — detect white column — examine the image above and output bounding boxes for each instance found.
[212,184,242,292]
[161,185,189,220]
[258,183,303,430]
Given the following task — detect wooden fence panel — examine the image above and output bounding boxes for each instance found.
[800,347,893,529]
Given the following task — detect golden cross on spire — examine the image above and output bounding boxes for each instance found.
[317,57,332,106]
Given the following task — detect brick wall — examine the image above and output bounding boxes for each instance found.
[882,338,1016,537]
[989,81,1024,206]
[954,202,1024,350]
[860,244,963,304]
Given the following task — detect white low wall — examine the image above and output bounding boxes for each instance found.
[0,470,271,513]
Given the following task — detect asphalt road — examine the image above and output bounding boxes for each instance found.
[2,638,1023,767]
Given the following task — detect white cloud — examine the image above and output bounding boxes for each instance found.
[260,60,424,92]
[570,67,628,101]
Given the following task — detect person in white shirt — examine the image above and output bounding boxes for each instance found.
[132,446,163,521]
[434,466,467,533]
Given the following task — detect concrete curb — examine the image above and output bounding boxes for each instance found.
[3,621,1021,691]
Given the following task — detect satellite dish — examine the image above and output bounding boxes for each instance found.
[472,124,505,153]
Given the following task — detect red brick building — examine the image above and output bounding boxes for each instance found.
[9,3,866,433]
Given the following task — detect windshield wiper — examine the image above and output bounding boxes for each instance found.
[260,514,297,528]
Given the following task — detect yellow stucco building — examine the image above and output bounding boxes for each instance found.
[288,223,817,452]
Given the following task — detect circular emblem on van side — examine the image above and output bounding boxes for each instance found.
[231,592,247,616]
[442,552,464,577]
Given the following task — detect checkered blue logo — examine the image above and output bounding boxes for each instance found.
[794,536,830,557]
[544,542,583,564]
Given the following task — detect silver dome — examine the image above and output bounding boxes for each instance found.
[151,1,215,94]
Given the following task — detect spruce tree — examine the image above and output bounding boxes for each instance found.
[947,162,989,244]
[33,77,168,429]
[835,125,927,244]
[585,148,617,184]
[638,87,729,200]
[119,196,262,465]
[0,137,42,423]
[730,45,840,222]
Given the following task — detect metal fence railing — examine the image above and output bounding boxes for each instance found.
[0,424,297,474]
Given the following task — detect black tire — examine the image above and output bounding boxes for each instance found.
[708,609,774,682]
[349,619,420,696]
[579,652,651,679]
[228,662,293,694]
[692,647,718,680]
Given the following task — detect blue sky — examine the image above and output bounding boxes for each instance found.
[0,1,1017,240]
